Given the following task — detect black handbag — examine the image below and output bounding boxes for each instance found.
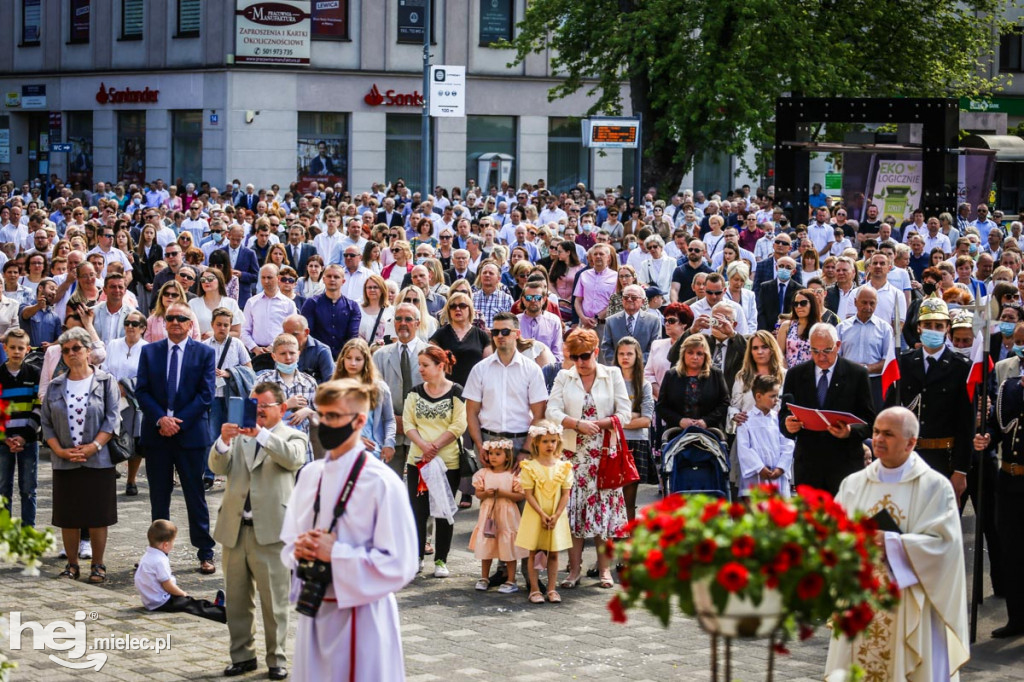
[107,427,132,465]
[458,438,481,478]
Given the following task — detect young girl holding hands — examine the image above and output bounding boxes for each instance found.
[469,440,528,594]
[515,421,574,604]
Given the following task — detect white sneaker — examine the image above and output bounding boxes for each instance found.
[497,582,519,594]
[78,540,92,560]
[475,579,489,591]
[433,560,450,578]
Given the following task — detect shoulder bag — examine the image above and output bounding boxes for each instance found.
[597,415,639,490]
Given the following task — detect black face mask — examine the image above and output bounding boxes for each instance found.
[922,282,937,295]
[318,416,361,452]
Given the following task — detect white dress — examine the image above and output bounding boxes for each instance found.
[734,408,794,496]
[280,445,419,682]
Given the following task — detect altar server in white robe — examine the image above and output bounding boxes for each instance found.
[826,406,969,682]
[734,374,794,497]
[281,379,419,682]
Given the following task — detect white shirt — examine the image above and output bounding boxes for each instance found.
[844,281,907,326]
[462,351,548,433]
[135,546,174,610]
[86,245,134,277]
[155,225,178,248]
[807,222,833,254]
[203,336,250,396]
[340,265,372,300]
[189,296,243,335]
[689,297,748,337]
[314,231,344,266]
[180,216,209,243]
[922,232,952,255]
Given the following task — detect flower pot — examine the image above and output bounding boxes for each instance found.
[692,577,783,638]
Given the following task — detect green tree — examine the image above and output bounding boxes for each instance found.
[509,0,1014,197]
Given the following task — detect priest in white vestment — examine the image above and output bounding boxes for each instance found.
[281,379,419,682]
[825,406,969,682]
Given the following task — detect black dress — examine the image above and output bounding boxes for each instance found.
[429,324,492,388]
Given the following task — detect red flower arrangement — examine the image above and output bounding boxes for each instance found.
[608,484,899,644]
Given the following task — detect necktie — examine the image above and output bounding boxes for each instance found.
[293,246,300,265]
[244,444,261,513]
[713,341,726,370]
[925,356,934,374]
[778,283,786,314]
[167,345,180,411]
[626,315,635,337]
[817,369,829,407]
[401,344,412,398]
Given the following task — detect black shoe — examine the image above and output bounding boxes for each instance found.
[204,479,215,491]
[488,567,508,588]
[214,589,225,607]
[125,483,138,496]
[268,667,288,680]
[992,623,1024,639]
[586,567,599,579]
[224,659,257,676]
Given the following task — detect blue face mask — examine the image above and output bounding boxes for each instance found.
[969,244,978,255]
[415,257,427,266]
[211,233,223,243]
[1014,345,1024,358]
[919,329,946,349]
[628,242,638,250]
[1000,321,1017,337]
[275,361,298,375]
[777,268,792,283]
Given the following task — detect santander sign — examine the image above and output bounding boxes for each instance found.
[364,84,423,108]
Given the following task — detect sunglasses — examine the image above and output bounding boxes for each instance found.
[101,233,114,238]
[687,248,703,253]
[793,300,811,307]
[490,328,515,337]
[162,292,180,299]
[279,277,296,284]
[569,351,594,361]
[774,240,791,246]
[405,298,419,304]
[391,248,403,254]
[664,317,680,325]
[165,315,190,323]
[440,235,452,239]
[61,345,85,355]
[704,289,724,296]
[165,251,181,257]
[178,273,196,281]
[394,316,417,323]
[523,294,544,302]
[449,302,469,310]
[124,320,144,328]
[200,276,217,283]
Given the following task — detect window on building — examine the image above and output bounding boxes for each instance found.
[479,0,513,46]
[548,117,589,194]
[397,0,435,44]
[298,112,349,188]
[66,111,94,188]
[121,0,144,40]
[386,114,434,193]
[1000,33,1024,73]
[69,0,90,43]
[22,0,41,45]
[172,111,202,187]
[466,116,516,192]
[176,0,200,38]
[312,0,349,40]
[117,111,146,184]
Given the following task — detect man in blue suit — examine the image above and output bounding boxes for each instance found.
[222,225,260,308]
[136,301,218,574]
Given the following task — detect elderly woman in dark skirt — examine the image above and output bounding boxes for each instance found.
[42,327,121,583]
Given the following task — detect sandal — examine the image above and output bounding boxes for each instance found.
[424,542,434,555]
[88,564,107,584]
[559,573,581,589]
[546,590,562,603]
[528,591,545,604]
[599,570,615,589]
[59,563,80,580]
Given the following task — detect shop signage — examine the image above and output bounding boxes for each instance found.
[397,0,429,43]
[5,93,20,108]
[235,0,311,66]
[50,143,74,153]
[363,84,424,108]
[21,85,46,109]
[479,0,513,46]
[582,117,640,149]
[960,96,1024,118]
[429,65,465,118]
[95,83,160,104]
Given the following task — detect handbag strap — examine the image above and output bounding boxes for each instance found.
[217,338,232,369]
[369,306,386,342]
[602,415,628,456]
[611,415,628,452]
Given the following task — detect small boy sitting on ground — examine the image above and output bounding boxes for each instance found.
[135,519,226,623]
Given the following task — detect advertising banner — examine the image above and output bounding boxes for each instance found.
[312,0,347,38]
[429,65,465,118]
[235,1,311,65]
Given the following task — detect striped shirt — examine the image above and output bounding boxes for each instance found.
[0,363,41,442]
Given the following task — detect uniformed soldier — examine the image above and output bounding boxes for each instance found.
[886,295,971,500]
[974,376,1024,638]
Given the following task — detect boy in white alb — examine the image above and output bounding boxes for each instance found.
[735,375,794,497]
[135,519,226,623]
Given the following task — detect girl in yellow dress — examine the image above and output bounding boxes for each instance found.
[516,420,574,604]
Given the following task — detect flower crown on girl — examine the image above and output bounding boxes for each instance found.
[481,439,514,451]
[528,422,564,438]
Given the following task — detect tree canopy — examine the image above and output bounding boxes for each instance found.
[509,0,1015,197]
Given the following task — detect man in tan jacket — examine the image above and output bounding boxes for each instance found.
[209,381,308,680]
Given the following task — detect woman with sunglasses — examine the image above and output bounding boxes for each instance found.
[296,254,325,299]
[547,328,631,589]
[101,310,149,496]
[176,231,195,254]
[189,268,242,340]
[776,288,822,369]
[430,292,492,388]
[435,229,455,271]
[382,240,413,286]
[145,281,200,343]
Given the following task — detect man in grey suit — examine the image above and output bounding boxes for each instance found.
[208,382,308,680]
[371,302,426,477]
[601,284,663,362]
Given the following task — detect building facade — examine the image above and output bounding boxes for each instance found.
[0,0,630,194]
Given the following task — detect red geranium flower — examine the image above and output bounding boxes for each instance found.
[796,572,824,600]
[728,503,746,520]
[695,538,718,563]
[645,549,669,579]
[701,500,724,523]
[608,594,628,623]
[799,624,815,641]
[731,535,755,559]
[820,549,838,567]
[676,554,694,581]
[767,498,798,527]
[716,562,750,593]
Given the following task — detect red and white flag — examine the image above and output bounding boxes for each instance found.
[881,336,900,401]
[967,331,992,402]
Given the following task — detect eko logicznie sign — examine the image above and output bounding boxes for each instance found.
[235,0,311,65]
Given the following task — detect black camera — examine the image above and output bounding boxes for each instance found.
[295,559,333,617]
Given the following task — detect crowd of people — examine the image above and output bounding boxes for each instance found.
[0,172,1020,678]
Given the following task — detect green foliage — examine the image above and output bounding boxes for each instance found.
[0,496,57,574]
[510,0,1015,195]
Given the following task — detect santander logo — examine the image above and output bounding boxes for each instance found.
[364,84,423,108]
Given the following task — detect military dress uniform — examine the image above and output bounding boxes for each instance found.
[982,376,1024,636]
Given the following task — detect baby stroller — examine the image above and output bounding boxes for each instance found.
[660,426,731,499]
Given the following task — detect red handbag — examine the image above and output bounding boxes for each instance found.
[597,415,640,490]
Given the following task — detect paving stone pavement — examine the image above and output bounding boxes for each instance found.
[1,453,1021,680]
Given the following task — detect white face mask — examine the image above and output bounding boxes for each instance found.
[952,345,971,357]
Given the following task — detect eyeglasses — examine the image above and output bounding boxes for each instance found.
[165,251,181,257]
[177,273,196,281]
[343,253,359,258]
[279,277,296,284]
[162,292,180,299]
[490,328,515,337]
[405,298,419,304]
[440,235,452,239]
[165,315,190,323]
[793,300,811,308]
[394,316,418,323]
[391,248,403,254]
[774,240,791,246]
[449,302,469,310]
[523,294,544,302]
[101,233,114,238]
[61,345,85,355]
[705,289,724,296]
[569,351,594,361]
[687,248,703,253]
[664,317,679,325]
[124,320,144,328]
[810,346,837,355]
[623,295,643,301]
[200,276,217,283]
